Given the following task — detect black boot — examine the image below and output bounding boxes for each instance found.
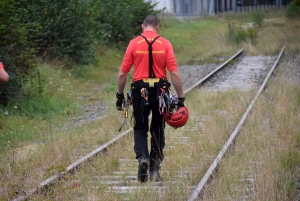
[150,158,163,182]
[138,156,149,183]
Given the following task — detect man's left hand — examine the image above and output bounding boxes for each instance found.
[177,97,185,108]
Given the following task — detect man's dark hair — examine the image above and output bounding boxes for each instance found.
[143,15,159,27]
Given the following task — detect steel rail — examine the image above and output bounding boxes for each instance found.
[187,46,285,201]
[12,129,133,201]
[12,48,244,201]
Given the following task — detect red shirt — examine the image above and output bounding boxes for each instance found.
[0,62,4,69]
[120,30,178,82]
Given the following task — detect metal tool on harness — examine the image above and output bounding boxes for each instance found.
[169,92,178,113]
[127,90,133,106]
[118,90,133,132]
[158,88,168,115]
[158,88,177,115]
[140,88,149,110]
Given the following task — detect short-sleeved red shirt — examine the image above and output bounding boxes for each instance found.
[120,30,178,82]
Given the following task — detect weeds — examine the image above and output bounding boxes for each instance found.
[227,22,247,44]
[251,11,264,27]
[248,27,258,45]
[226,21,260,46]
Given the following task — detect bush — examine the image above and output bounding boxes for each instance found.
[94,0,163,45]
[227,23,247,44]
[251,11,264,27]
[247,27,258,45]
[0,0,164,106]
[0,0,42,105]
[286,0,300,18]
[23,0,97,65]
[286,6,300,18]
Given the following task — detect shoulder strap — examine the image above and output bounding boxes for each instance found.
[140,35,160,78]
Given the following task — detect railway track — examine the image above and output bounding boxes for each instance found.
[12,47,284,201]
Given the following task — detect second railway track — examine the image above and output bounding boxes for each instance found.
[12,47,285,201]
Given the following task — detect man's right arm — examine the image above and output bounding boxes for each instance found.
[117,70,128,94]
[118,40,135,94]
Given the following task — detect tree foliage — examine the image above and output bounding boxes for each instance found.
[286,0,300,18]
[23,0,97,65]
[0,0,41,105]
[0,0,162,105]
[95,0,162,45]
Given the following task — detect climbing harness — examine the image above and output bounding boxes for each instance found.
[140,35,160,79]
[119,34,176,129]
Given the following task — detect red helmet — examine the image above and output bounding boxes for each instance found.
[164,107,189,128]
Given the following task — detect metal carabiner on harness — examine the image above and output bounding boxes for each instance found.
[158,88,168,115]
[141,88,149,108]
[118,90,133,132]
[118,99,128,131]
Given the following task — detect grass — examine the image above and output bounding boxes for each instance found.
[0,45,124,150]
[159,18,237,65]
[27,88,254,200]
[1,8,300,200]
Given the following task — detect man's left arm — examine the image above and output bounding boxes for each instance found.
[170,70,185,108]
[165,42,185,107]
[169,70,184,98]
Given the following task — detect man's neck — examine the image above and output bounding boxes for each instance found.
[143,27,157,33]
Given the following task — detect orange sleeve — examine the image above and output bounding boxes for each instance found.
[120,41,135,73]
[165,41,177,72]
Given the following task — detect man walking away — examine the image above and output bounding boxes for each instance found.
[116,15,185,182]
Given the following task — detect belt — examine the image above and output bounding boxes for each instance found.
[132,78,170,89]
[142,78,160,87]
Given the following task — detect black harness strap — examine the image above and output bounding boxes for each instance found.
[140,35,160,78]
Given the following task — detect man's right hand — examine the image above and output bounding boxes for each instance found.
[116,92,125,111]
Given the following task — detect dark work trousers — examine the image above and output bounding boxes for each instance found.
[132,86,165,169]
